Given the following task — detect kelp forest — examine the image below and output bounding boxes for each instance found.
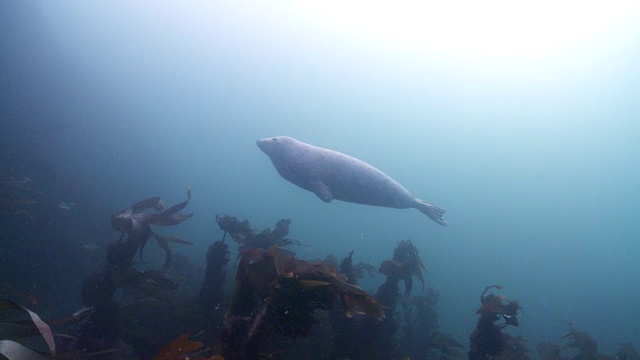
[1,188,639,360]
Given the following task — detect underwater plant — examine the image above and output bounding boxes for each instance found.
[536,341,563,360]
[560,323,601,360]
[398,287,448,359]
[77,190,195,357]
[352,239,428,359]
[468,285,523,360]
[378,239,427,299]
[339,250,377,286]
[0,299,55,359]
[215,214,300,253]
[109,189,194,270]
[199,238,231,345]
[153,333,223,360]
[615,343,640,360]
[218,246,383,359]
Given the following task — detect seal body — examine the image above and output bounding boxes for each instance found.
[257,136,447,226]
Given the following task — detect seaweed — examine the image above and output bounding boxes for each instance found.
[218,246,382,359]
[351,240,427,360]
[110,189,194,270]
[153,333,223,360]
[77,190,195,357]
[468,285,523,360]
[561,323,602,360]
[0,299,56,357]
[430,331,465,358]
[615,343,640,360]
[398,287,445,359]
[537,341,563,360]
[199,239,231,345]
[215,214,300,253]
[378,239,426,299]
[339,250,377,286]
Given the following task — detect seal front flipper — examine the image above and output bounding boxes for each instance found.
[310,180,333,202]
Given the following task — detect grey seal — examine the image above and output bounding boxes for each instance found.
[257,136,447,226]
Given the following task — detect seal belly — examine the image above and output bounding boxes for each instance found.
[297,146,415,208]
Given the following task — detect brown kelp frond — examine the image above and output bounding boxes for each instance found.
[111,189,193,235]
[354,262,378,279]
[155,234,194,245]
[151,232,194,271]
[220,245,383,357]
[0,340,50,360]
[501,334,531,359]
[430,331,465,358]
[616,343,640,360]
[130,196,165,213]
[215,214,300,251]
[152,334,202,360]
[152,333,222,360]
[379,239,426,298]
[215,213,253,241]
[337,251,377,286]
[109,189,193,269]
[0,300,56,356]
[476,285,521,327]
[431,331,464,349]
[268,246,384,320]
[536,341,562,360]
[561,323,598,357]
[0,283,38,305]
[469,286,522,360]
[225,246,383,341]
[105,266,177,304]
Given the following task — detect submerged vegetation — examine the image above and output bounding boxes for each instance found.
[1,189,639,359]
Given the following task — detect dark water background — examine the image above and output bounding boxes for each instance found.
[2,1,639,356]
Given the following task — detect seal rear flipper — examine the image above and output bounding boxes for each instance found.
[415,199,447,226]
[310,180,333,203]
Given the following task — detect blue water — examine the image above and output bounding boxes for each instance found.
[2,1,639,357]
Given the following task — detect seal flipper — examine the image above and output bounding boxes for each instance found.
[310,180,333,202]
[415,199,447,226]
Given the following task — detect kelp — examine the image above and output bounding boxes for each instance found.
[561,323,599,359]
[152,333,203,360]
[536,341,562,360]
[430,331,464,354]
[219,246,382,358]
[232,246,383,320]
[469,286,522,360]
[0,340,49,360]
[0,300,55,357]
[476,285,521,327]
[378,239,426,299]
[110,189,194,270]
[339,251,377,286]
[77,190,195,358]
[353,240,421,360]
[215,214,300,252]
[0,283,38,305]
[616,343,640,360]
[398,288,444,359]
[200,239,231,345]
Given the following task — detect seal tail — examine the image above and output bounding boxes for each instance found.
[415,200,447,226]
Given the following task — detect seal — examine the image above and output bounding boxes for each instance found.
[257,136,447,226]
